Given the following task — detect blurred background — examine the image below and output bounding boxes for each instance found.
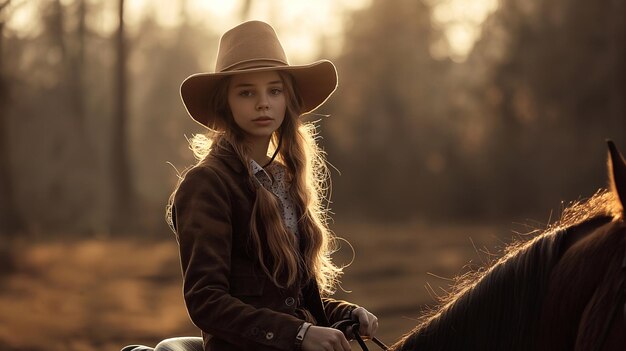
[0,0,623,350]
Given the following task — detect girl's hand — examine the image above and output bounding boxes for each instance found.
[302,325,351,351]
[351,307,379,339]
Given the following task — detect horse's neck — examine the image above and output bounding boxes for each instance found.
[392,228,572,351]
[538,219,625,350]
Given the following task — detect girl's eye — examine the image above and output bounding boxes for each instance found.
[238,90,253,97]
[270,88,283,95]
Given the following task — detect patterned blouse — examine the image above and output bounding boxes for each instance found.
[250,160,299,236]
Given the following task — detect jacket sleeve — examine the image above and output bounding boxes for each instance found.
[174,165,304,351]
[322,297,359,324]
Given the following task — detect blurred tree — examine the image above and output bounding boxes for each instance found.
[0,0,24,236]
[328,0,625,222]
[472,0,625,217]
[328,0,455,220]
[241,0,253,20]
[3,0,621,234]
[68,0,86,129]
[110,0,135,233]
[2,0,100,233]
[129,2,216,235]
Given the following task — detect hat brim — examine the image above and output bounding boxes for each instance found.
[180,60,338,129]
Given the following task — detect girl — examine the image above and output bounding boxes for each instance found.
[169,21,378,351]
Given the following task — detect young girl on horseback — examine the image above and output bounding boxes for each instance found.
[168,21,378,351]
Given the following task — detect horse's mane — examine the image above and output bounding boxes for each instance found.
[551,189,621,231]
[391,189,621,351]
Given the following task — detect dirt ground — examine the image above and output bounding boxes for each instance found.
[0,220,515,351]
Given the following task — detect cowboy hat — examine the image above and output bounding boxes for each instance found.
[180,20,338,129]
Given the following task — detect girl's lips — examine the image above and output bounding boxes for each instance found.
[252,117,274,125]
[253,116,273,121]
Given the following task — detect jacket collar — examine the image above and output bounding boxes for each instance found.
[209,139,247,174]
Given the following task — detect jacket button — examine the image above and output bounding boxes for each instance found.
[266,332,274,340]
[285,297,295,306]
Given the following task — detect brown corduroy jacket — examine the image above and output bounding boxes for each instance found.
[173,142,356,351]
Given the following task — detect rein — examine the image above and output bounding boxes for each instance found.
[331,319,389,350]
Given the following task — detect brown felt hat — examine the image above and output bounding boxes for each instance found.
[180,20,338,129]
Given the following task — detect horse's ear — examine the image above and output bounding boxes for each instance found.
[607,140,626,215]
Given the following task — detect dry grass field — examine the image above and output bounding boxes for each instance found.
[0,220,522,351]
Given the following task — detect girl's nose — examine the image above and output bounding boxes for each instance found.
[256,94,270,111]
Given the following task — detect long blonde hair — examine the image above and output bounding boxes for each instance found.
[167,71,342,295]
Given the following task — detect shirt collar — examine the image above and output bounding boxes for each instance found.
[250,159,273,185]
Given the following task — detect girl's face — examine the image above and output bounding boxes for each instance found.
[227,70,286,142]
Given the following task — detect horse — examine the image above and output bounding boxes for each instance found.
[122,141,626,351]
[390,140,626,351]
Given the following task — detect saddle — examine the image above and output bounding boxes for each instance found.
[120,319,388,351]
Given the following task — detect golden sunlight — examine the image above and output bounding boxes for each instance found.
[431,0,499,62]
[5,0,496,62]
[127,0,374,63]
